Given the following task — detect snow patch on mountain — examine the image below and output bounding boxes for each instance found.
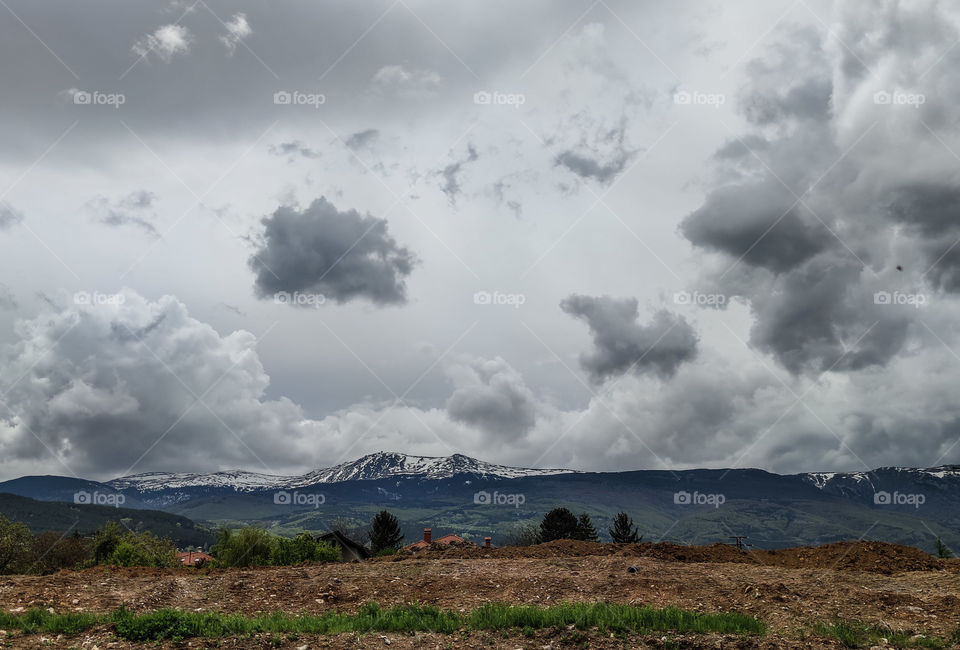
[108,452,578,494]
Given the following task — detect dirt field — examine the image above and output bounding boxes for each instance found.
[1,540,958,648]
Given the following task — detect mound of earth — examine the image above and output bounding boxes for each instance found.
[385,539,948,574]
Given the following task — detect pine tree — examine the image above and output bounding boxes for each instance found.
[936,537,953,559]
[368,510,404,552]
[574,513,599,542]
[609,512,641,544]
[538,507,579,542]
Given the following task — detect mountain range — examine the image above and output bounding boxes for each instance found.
[1,452,958,552]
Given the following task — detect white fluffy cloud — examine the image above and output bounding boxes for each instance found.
[132,24,193,62]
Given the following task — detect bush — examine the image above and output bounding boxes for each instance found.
[213,528,340,567]
[0,514,32,574]
[506,524,540,547]
[30,531,91,574]
[107,531,177,568]
[271,532,340,565]
[211,527,273,568]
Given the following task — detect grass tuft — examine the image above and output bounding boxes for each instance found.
[0,602,764,641]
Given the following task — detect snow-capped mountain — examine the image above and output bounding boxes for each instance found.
[107,452,577,494]
[801,465,960,498]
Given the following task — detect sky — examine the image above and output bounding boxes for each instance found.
[1,0,960,481]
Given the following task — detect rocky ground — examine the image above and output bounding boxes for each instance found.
[1,540,958,648]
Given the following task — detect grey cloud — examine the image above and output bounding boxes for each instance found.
[0,284,17,310]
[0,203,23,229]
[439,144,478,203]
[445,357,537,439]
[681,180,833,273]
[250,197,417,306]
[553,119,635,185]
[345,129,379,150]
[269,140,321,160]
[561,295,698,382]
[88,191,158,237]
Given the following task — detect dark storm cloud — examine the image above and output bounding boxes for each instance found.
[439,144,478,203]
[445,357,537,439]
[560,295,698,382]
[250,197,417,306]
[681,180,833,272]
[345,129,379,150]
[748,254,911,374]
[268,140,321,160]
[88,191,158,237]
[0,203,23,229]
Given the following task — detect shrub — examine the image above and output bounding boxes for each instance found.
[30,531,91,574]
[211,527,273,568]
[0,514,32,574]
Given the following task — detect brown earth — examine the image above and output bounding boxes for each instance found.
[1,540,958,649]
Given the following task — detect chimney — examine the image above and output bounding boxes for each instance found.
[484,537,491,548]
[423,528,432,544]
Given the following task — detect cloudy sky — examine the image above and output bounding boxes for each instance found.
[1,0,960,481]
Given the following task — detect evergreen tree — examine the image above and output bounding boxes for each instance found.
[368,510,404,552]
[574,513,599,542]
[936,537,953,559]
[538,507,579,542]
[609,512,641,544]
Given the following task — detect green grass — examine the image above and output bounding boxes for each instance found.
[468,602,766,635]
[812,619,952,648]
[0,602,765,641]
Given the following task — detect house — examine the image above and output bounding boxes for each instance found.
[405,528,492,551]
[317,530,370,561]
[177,551,213,567]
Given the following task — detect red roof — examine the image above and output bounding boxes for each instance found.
[405,533,470,550]
[177,551,213,565]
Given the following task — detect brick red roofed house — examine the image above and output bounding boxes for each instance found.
[405,528,492,551]
[177,550,213,567]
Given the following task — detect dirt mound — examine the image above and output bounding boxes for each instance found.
[383,539,946,574]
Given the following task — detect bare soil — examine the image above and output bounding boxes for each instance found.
[1,540,958,649]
